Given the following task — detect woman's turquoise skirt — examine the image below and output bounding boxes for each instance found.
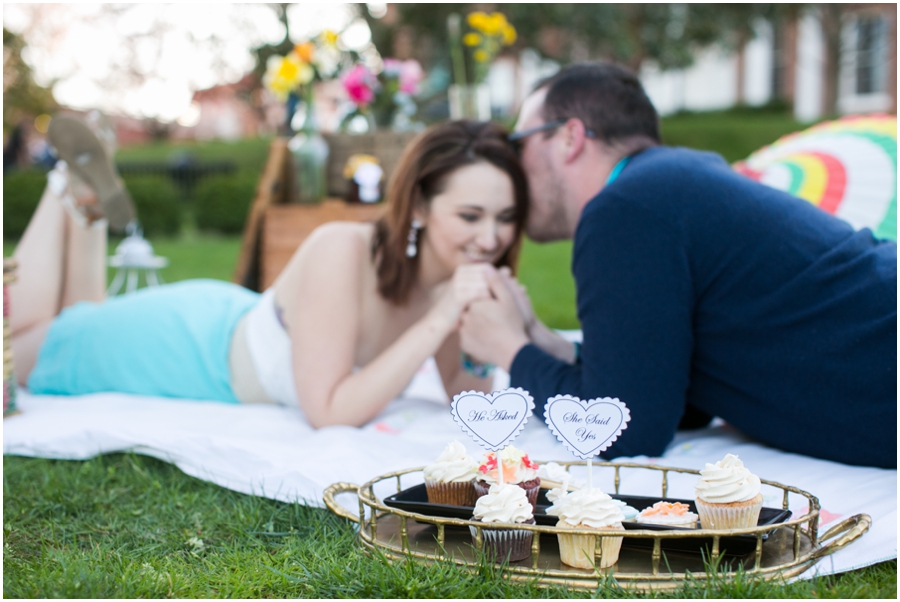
[28,279,260,403]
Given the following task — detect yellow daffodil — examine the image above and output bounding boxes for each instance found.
[263,56,296,101]
[456,11,516,83]
[479,12,505,36]
[278,56,300,81]
[502,24,517,46]
[293,42,315,64]
[320,29,339,47]
[263,54,314,102]
[467,11,488,31]
[463,32,482,46]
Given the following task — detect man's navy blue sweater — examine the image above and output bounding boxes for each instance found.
[510,146,896,468]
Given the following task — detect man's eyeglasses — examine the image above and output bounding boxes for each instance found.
[507,119,597,151]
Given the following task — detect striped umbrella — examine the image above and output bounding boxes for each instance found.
[734,114,897,241]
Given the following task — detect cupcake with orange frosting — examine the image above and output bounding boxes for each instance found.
[636,501,699,528]
[475,445,540,507]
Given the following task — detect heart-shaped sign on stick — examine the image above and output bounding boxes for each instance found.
[543,395,630,459]
[451,388,534,452]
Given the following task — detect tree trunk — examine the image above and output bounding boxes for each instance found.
[623,6,646,73]
[818,4,845,117]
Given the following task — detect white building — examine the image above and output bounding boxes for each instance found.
[488,5,897,123]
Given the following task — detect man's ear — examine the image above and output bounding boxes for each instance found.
[561,119,590,164]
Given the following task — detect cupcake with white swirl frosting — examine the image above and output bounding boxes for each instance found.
[423,440,478,506]
[546,488,625,569]
[469,483,535,562]
[694,453,763,530]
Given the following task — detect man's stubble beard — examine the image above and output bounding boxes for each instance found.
[525,170,571,242]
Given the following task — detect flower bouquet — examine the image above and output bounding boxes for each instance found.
[340,58,424,132]
[447,11,517,120]
[263,31,346,203]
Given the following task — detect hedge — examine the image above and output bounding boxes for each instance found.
[3,169,47,239]
[3,170,183,239]
[194,173,259,235]
[121,175,183,237]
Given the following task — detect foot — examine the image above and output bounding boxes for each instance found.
[48,161,108,228]
[47,114,135,232]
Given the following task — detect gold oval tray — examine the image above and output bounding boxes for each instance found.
[323,461,870,591]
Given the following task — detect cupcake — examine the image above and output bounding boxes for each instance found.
[612,499,640,522]
[537,462,584,490]
[542,467,638,521]
[475,445,540,508]
[423,440,479,506]
[546,488,625,570]
[636,501,699,528]
[469,483,535,562]
[694,453,763,530]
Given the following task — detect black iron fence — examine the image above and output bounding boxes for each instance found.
[115,158,237,197]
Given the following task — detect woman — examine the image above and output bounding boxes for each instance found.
[10,120,529,428]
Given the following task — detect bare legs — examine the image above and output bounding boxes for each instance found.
[8,176,107,385]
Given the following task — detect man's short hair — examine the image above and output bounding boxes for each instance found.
[535,62,661,147]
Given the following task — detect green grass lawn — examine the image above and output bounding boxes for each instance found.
[4,453,896,598]
[4,107,896,597]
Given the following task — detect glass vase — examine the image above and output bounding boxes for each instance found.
[288,93,329,204]
[448,84,491,120]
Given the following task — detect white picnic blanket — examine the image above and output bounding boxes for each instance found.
[4,358,895,580]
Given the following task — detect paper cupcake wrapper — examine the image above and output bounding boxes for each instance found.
[556,523,624,570]
[474,479,540,508]
[695,495,763,530]
[425,480,477,507]
[469,523,534,563]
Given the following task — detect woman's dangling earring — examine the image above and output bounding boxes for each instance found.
[406,219,422,258]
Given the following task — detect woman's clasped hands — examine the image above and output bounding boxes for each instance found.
[428,263,497,332]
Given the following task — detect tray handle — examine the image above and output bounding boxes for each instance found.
[809,513,871,560]
[323,482,361,523]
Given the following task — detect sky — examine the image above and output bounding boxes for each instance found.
[3,3,383,123]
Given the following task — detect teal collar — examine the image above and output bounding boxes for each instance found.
[606,156,631,185]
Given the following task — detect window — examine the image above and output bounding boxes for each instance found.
[856,16,887,95]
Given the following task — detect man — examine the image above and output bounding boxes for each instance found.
[460,62,896,468]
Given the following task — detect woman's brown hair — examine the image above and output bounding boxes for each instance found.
[371,120,529,304]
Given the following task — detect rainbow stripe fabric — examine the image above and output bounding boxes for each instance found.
[734,114,897,241]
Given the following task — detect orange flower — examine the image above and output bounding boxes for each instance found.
[293,42,315,64]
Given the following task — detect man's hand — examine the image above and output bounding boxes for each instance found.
[498,266,537,334]
[459,269,531,371]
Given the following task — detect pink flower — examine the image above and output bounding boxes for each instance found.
[398,59,424,95]
[342,64,378,106]
[382,58,402,77]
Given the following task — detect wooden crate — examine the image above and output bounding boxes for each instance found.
[323,131,418,197]
[234,138,387,292]
[260,202,384,290]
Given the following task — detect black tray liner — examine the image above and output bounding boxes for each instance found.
[383,484,792,556]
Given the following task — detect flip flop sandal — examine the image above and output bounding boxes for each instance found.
[47,115,135,231]
[46,161,105,228]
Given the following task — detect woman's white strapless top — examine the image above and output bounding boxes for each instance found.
[243,288,299,407]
